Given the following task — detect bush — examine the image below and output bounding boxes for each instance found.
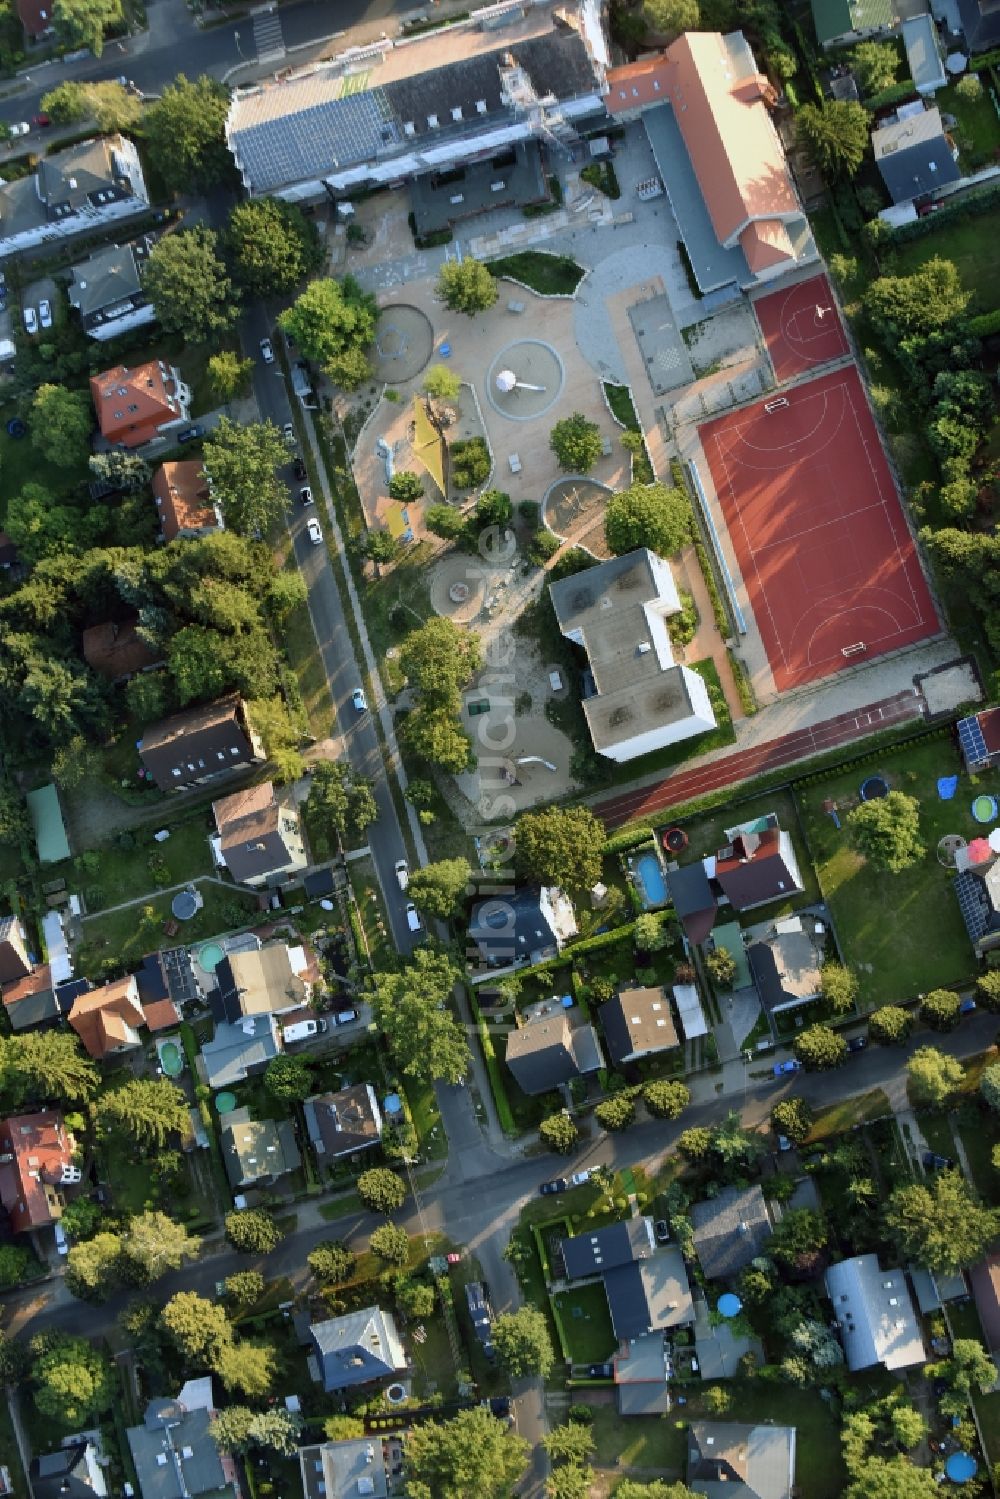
[921,989,961,1032]
[594,1093,636,1131]
[539,1111,579,1154]
[706,948,737,989]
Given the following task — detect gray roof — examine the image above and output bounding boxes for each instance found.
[0,137,135,241]
[504,1011,600,1095]
[299,1438,389,1499]
[665,863,719,944]
[200,1012,280,1089]
[688,1421,796,1499]
[304,1083,382,1159]
[220,1107,301,1187]
[824,1255,925,1371]
[957,0,1000,50]
[68,242,144,318]
[127,1399,232,1499]
[605,1248,693,1340]
[562,1218,654,1280]
[691,1185,772,1279]
[902,14,946,90]
[31,1441,102,1499]
[470,887,556,966]
[872,106,961,202]
[747,933,822,1016]
[642,103,750,293]
[311,1306,406,1391]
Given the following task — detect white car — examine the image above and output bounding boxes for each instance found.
[306,517,322,545]
[300,485,313,506]
[282,421,295,443]
[53,1222,68,1256]
[405,902,423,933]
[38,298,52,329]
[352,687,367,712]
[394,859,409,890]
[22,305,37,334]
[570,1169,593,1187]
[9,122,29,138]
[260,337,275,364]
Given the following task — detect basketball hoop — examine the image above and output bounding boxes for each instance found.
[815,305,832,321]
[841,642,866,658]
[764,397,789,414]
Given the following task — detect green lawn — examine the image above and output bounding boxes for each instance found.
[0,424,82,520]
[795,736,994,1005]
[70,816,214,912]
[667,787,821,911]
[804,1089,892,1143]
[952,1100,1000,1203]
[76,880,260,980]
[939,80,1000,168]
[553,1281,616,1364]
[488,251,584,296]
[891,203,1000,314]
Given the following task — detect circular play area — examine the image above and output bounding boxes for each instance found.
[859,774,889,801]
[198,941,225,975]
[486,340,564,421]
[973,793,998,824]
[171,889,199,921]
[663,827,689,854]
[937,834,966,868]
[371,305,434,383]
[543,476,613,551]
[429,551,489,623]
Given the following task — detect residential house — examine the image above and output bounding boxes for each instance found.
[873,106,960,205]
[909,1266,968,1316]
[504,999,602,1096]
[614,1333,677,1415]
[810,0,898,48]
[210,941,311,1024]
[469,886,577,968]
[673,982,709,1040]
[68,240,155,341]
[601,985,680,1068]
[82,617,159,682]
[664,862,718,945]
[969,1253,1000,1354]
[953,853,1000,957]
[0,1111,79,1233]
[713,822,804,911]
[0,916,31,986]
[562,1218,655,1279]
[0,137,148,260]
[30,1440,107,1499]
[135,949,196,1014]
[549,550,716,762]
[957,0,1000,51]
[824,1254,926,1372]
[90,359,191,449]
[26,784,70,864]
[958,706,1000,771]
[605,35,817,293]
[3,965,58,1033]
[310,1307,407,1392]
[127,1384,237,1499]
[687,1421,796,1499]
[220,1107,301,1189]
[747,917,824,1019]
[691,1185,772,1279]
[152,461,223,543]
[903,14,947,94]
[211,781,307,887]
[304,1084,383,1162]
[200,1013,281,1090]
[17,0,52,40]
[563,1219,694,1344]
[138,696,265,793]
[299,1437,390,1499]
[225,0,608,201]
[69,974,146,1060]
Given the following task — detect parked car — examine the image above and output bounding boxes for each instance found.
[177,424,205,444]
[776,1134,793,1152]
[773,1059,801,1077]
[394,859,409,890]
[405,902,422,934]
[306,517,323,545]
[570,1168,593,1186]
[654,1219,671,1243]
[587,1362,613,1379]
[540,1177,568,1195]
[38,299,52,329]
[847,1036,867,1053]
[334,1009,358,1027]
[9,122,29,137]
[488,1396,513,1422]
[260,337,274,364]
[22,305,37,334]
[282,421,295,443]
[293,457,307,480]
[53,1222,68,1256]
[283,1018,322,1044]
[446,1251,462,1265]
[352,687,368,712]
[299,485,313,505]
[960,997,977,1015]
[922,1151,955,1171]
[32,112,51,127]
[466,1281,495,1359]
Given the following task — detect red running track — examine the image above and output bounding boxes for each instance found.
[596,690,921,830]
[698,367,940,693]
[754,273,849,383]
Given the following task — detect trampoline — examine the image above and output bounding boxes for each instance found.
[215,1091,238,1115]
[171,890,198,921]
[663,827,689,854]
[945,1453,978,1484]
[973,794,997,824]
[859,775,889,801]
[157,1038,184,1078]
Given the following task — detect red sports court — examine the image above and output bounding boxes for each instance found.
[754,274,849,383]
[698,367,939,693]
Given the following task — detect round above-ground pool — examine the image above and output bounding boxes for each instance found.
[717,1293,743,1318]
[945,1453,978,1484]
[859,774,889,801]
[973,793,998,824]
[198,941,225,974]
[157,1038,184,1078]
[634,852,668,908]
[215,1091,238,1115]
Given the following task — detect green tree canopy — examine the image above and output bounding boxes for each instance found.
[931,1338,996,1417]
[143,226,237,343]
[847,791,924,873]
[642,1080,690,1120]
[863,258,970,339]
[370,949,469,1086]
[143,75,233,193]
[225,197,322,298]
[31,1333,113,1429]
[641,0,699,34]
[848,40,899,95]
[30,385,92,468]
[306,761,378,848]
[65,1233,122,1302]
[388,470,425,504]
[121,1211,199,1284]
[405,1406,529,1499]
[514,805,605,892]
[982,1062,1000,1112]
[820,962,858,1015]
[214,1338,278,1398]
[884,1171,1000,1274]
[52,0,122,56]
[95,1079,189,1151]
[225,1208,283,1255]
[263,1053,312,1102]
[403,703,473,775]
[208,351,254,403]
[595,1093,636,1131]
[796,101,870,178]
[211,1405,302,1456]
[436,258,498,314]
[424,364,462,400]
[224,1270,265,1306]
[278,276,377,389]
[978,972,1000,1010]
[1,1030,97,1103]
[906,1045,964,1107]
[492,1306,555,1378]
[540,1110,579,1153]
[549,413,603,473]
[604,481,692,557]
[920,989,961,1032]
[308,1240,356,1284]
[706,948,737,989]
[793,1024,847,1071]
[357,1168,407,1214]
[407,858,471,920]
[400,616,482,710]
[868,1005,913,1045]
[160,1293,232,1364]
[202,417,289,537]
[845,1458,941,1499]
[771,1097,814,1144]
[369,1222,409,1265]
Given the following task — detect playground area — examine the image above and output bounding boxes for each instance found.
[697,366,940,693]
[753,274,849,385]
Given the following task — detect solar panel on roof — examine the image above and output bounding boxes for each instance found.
[959,716,989,770]
[955,872,988,941]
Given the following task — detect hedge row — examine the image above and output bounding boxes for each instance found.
[794,723,950,788]
[466,986,517,1136]
[602,824,656,855]
[864,80,919,111]
[968,308,1000,338]
[728,650,758,717]
[885,179,1000,246]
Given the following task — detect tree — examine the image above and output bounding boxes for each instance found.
[89,451,151,492]
[308,1240,356,1284]
[546,1464,595,1499]
[357,1168,407,1214]
[202,418,289,537]
[794,1024,847,1071]
[884,1171,1000,1274]
[642,0,699,35]
[869,1005,913,1045]
[40,81,89,122]
[52,0,122,56]
[214,1339,277,1398]
[605,480,692,557]
[29,385,92,469]
[406,1407,529,1499]
[492,1306,555,1378]
[225,1209,283,1255]
[388,470,425,504]
[65,1234,122,1301]
[370,949,469,1086]
[144,227,237,344]
[978,971,1000,1011]
[80,79,141,131]
[706,948,737,989]
[394,1275,436,1319]
[426,504,466,541]
[211,1405,302,1456]
[595,1093,636,1131]
[208,351,254,403]
[121,1211,199,1284]
[160,1293,233,1364]
[278,275,377,389]
[614,1485,700,1499]
[847,791,924,873]
[404,703,473,774]
[890,1403,927,1449]
[634,912,670,953]
[907,1045,964,1107]
[3,1030,97,1103]
[31,1333,113,1429]
[225,197,322,298]
[369,1223,409,1265]
[263,1054,312,1102]
[642,1080,691,1120]
[306,761,378,847]
[982,1062,1000,1112]
[796,101,870,178]
[449,438,491,488]
[224,1270,265,1307]
[932,1338,996,1417]
[424,364,462,401]
[96,1079,189,1151]
[407,858,471,920]
[143,75,233,193]
[845,1458,941,1499]
[678,1125,713,1160]
[920,988,961,1032]
[820,963,858,1015]
[549,413,603,473]
[515,805,604,892]
[436,258,498,315]
[544,1424,596,1467]
[770,1208,828,1271]
[772,1097,814,1144]
[401,616,482,708]
[849,40,899,95]
[540,1111,579,1153]
[474,488,513,528]
[864,258,970,340]
[324,1415,365,1441]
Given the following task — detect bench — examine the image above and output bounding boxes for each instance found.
[508,452,522,474]
[507,300,525,314]
[601,435,613,456]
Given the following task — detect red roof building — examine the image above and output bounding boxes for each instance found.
[90,360,191,449]
[152,460,223,542]
[17,0,52,38]
[0,1111,77,1232]
[68,974,146,1060]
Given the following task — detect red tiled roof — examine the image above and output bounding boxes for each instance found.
[152,461,220,541]
[142,998,181,1032]
[69,975,146,1059]
[979,707,1000,755]
[17,0,52,37]
[82,618,159,680]
[90,362,184,448]
[605,57,673,113]
[0,1110,73,1232]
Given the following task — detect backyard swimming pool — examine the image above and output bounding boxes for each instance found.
[156,1037,184,1078]
[634,852,668,908]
